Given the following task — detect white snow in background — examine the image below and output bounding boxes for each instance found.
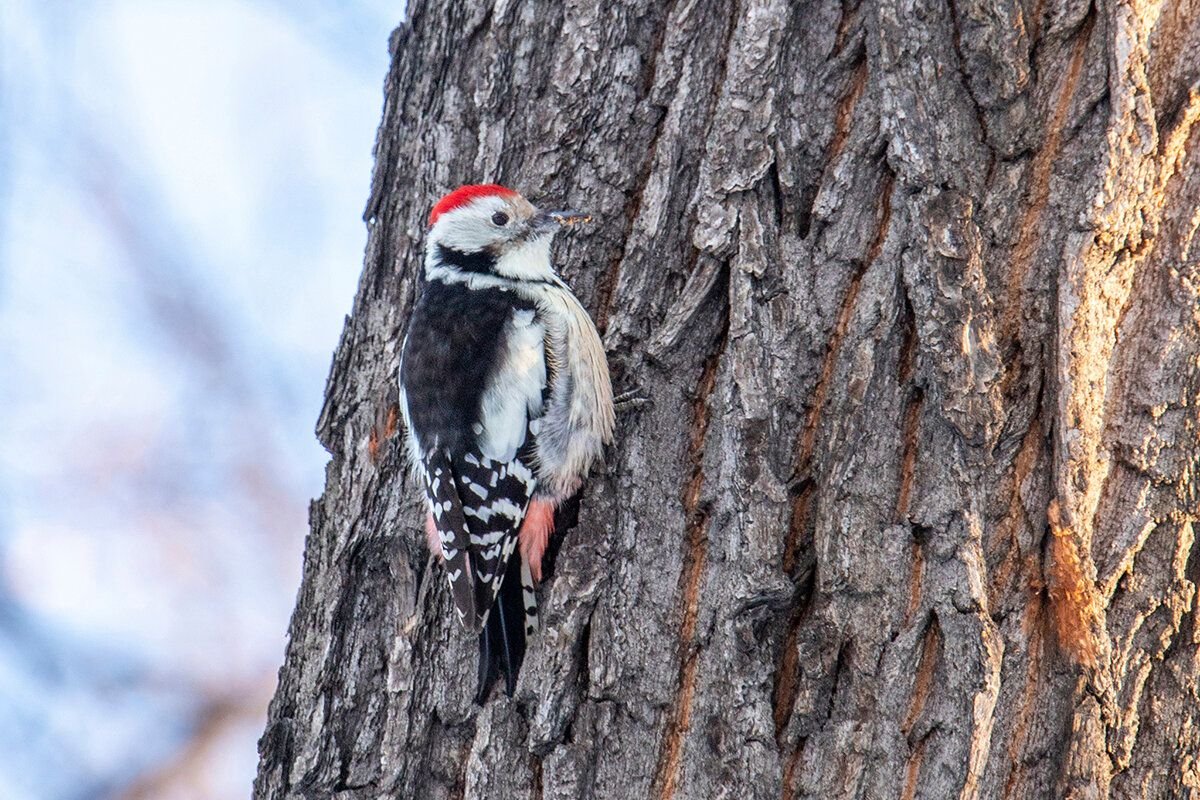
[0,0,399,796]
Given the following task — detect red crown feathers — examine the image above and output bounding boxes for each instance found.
[428,184,518,226]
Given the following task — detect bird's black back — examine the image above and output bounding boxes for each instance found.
[400,278,535,456]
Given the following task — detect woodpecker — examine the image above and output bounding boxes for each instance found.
[398,183,614,701]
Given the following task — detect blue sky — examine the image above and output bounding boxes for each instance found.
[0,1,398,795]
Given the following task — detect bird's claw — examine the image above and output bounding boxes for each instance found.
[614,386,651,412]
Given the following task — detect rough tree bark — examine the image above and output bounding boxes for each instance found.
[254,1,1200,797]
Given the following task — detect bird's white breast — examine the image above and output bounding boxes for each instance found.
[477,308,546,463]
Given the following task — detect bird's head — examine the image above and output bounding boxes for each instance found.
[424,184,590,283]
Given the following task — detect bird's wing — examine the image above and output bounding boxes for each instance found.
[420,304,547,630]
[419,448,478,627]
[420,419,540,630]
[453,433,538,616]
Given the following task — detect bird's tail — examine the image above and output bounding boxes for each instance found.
[475,554,538,703]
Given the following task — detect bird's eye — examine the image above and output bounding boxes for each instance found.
[491,211,509,226]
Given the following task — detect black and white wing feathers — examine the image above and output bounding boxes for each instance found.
[418,448,478,626]
[400,279,550,695]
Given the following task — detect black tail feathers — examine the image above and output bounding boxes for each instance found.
[475,555,527,704]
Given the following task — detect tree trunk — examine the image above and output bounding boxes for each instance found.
[254,1,1200,797]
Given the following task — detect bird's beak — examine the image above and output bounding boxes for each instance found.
[534,209,592,233]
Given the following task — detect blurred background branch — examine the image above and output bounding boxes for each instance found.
[0,1,398,795]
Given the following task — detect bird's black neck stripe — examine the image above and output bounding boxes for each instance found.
[436,243,496,274]
[429,243,560,288]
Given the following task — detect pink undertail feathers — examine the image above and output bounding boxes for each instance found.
[518,498,557,583]
[425,512,441,559]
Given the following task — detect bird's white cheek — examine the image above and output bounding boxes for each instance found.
[436,220,498,253]
[494,237,555,281]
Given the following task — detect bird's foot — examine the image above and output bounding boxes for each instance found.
[613,386,651,413]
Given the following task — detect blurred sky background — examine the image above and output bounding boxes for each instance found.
[0,2,398,796]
